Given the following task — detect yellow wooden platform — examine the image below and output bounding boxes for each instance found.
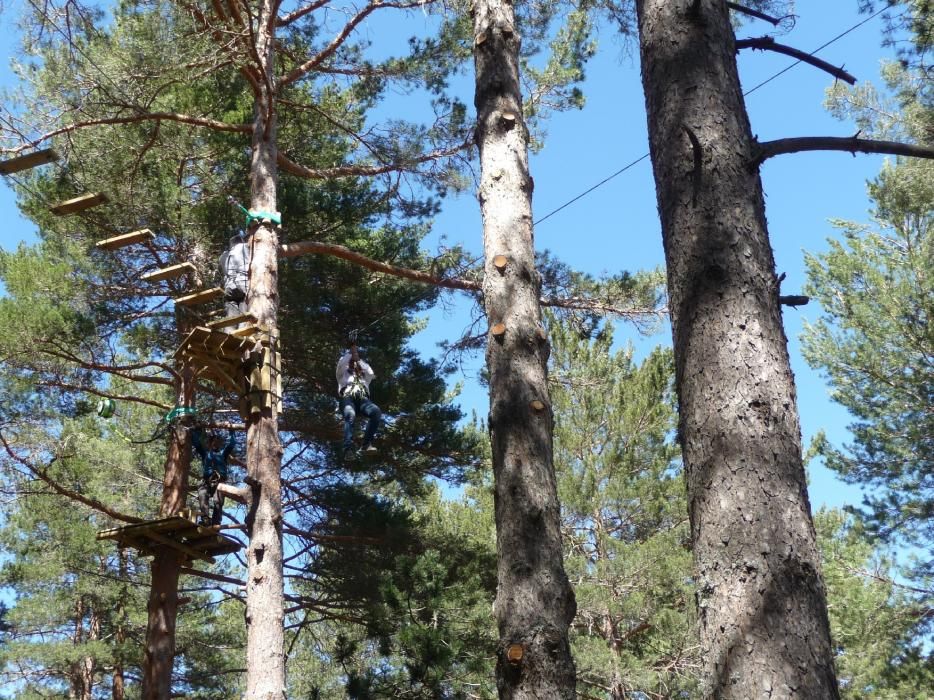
[141,261,196,283]
[96,228,154,251]
[97,515,240,562]
[50,192,109,215]
[175,287,224,306]
[0,148,59,174]
[207,313,257,330]
[174,325,255,392]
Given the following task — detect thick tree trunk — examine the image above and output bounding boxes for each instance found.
[142,420,191,700]
[142,335,194,699]
[243,1,285,696]
[472,1,576,697]
[635,1,839,697]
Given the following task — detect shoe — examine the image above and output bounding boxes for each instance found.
[361,444,378,454]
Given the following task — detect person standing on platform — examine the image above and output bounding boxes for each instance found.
[219,233,250,319]
[191,428,237,526]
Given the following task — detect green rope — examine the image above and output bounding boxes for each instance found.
[228,197,281,228]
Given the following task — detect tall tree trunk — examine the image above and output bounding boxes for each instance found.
[113,549,127,700]
[635,1,839,697]
[472,1,576,697]
[244,0,285,696]
[142,328,195,699]
[142,422,192,699]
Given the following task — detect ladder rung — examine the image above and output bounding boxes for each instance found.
[141,262,196,283]
[207,313,257,329]
[49,192,109,215]
[175,287,224,306]
[96,229,154,251]
[0,148,59,175]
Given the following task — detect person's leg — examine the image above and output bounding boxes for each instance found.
[340,396,356,451]
[197,480,211,524]
[211,485,225,526]
[360,399,382,449]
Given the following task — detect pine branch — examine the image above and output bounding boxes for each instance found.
[726,2,782,25]
[753,135,934,167]
[0,428,143,524]
[279,0,436,87]
[280,240,668,319]
[276,139,470,179]
[735,37,856,84]
[277,0,332,27]
[280,240,480,291]
[4,113,250,154]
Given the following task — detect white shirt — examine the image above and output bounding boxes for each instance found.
[336,351,375,395]
[219,235,251,294]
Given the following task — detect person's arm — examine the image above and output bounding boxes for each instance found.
[191,428,206,460]
[357,358,375,383]
[222,430,237,460]
[336,352,350,391]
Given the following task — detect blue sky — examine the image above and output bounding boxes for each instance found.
[0,2,900,512]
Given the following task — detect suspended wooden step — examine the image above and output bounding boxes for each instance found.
[141,261,195,283]
[97,515,240,562]
[96,228,154,251]
[175,287,224,306]
[0,148,59,175]
[49,192,109,215]
[174,325,255,392]
[207,313,257,330]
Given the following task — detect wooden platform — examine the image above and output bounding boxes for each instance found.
[174,325,255,392]
[206,313,257,330]
[50,192,109,215]
[96,228,154,251]
[175,287,224,306]
[141,261,196,283]
[0,148,59,174]
[97,515,240,562]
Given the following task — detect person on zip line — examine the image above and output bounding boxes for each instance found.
[191,428,237,526]
[336,342,382,458]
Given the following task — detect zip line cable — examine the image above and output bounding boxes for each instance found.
[533,5,890,227]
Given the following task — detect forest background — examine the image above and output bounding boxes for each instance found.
[0,0,929,697]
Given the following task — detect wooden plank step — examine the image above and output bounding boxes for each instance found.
[207,313,257,329]
[175,287,224,306]
[96,228,155,251]
[141,261,196,283]
[49,192,109,215]
[0,148,59,175]
[231,325,265,338]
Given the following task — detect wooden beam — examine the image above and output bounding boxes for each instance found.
[95,228,154,251]
[49,192,109,215]
[146,529,215,563]
[0,148,59,175]
[175,287,224,306]
[141,261,195,283]
[207,313,257,329]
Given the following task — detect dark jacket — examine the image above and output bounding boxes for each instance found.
[192,429,236,481]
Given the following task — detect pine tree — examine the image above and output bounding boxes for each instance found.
[549,318,699,698]
[804,37,933,579]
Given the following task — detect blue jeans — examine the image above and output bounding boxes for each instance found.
[340,394,381,450]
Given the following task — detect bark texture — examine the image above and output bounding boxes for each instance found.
[142,369,193,700]
[635,1,839,697]
[472,1,577,697]
[243,0,285,696]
